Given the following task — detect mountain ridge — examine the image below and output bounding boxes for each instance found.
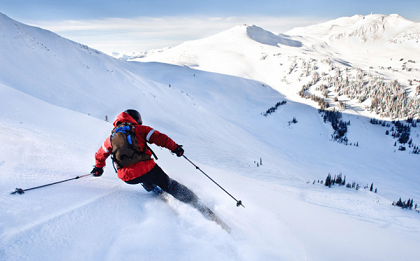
[287,14,420,44]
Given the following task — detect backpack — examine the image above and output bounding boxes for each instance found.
[110,122,155,171]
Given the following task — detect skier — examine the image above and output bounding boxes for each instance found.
[90,109,199,204]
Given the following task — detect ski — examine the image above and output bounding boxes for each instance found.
[152,186,231,233]
[192,200,231,233]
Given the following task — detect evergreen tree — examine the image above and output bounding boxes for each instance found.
[325,174,332,187]
[336,173,342,185]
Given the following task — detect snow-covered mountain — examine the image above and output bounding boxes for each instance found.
[137,14,420,120]
[288,14,420,45]
[287,14,420,70]
[0,12,419,261]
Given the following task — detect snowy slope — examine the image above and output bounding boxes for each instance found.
[0,12,420,261]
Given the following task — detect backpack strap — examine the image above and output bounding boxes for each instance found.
[145,143,158,160]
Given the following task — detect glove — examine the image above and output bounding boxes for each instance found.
[172,145,184,157]
[91,167,104,177]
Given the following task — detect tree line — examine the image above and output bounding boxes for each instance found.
[292,57,420,121]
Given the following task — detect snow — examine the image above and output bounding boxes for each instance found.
[0,12,419,261]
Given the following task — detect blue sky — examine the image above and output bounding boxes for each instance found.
[1,0,419,54]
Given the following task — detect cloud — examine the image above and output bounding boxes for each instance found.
[28,16,326,55]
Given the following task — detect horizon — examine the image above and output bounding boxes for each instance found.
[1,0,420,55]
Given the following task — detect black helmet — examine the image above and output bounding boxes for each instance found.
[124,109,143,125]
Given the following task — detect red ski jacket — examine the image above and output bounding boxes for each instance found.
[94,112,178,181]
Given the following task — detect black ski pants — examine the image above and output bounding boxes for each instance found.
[125,164,198,204]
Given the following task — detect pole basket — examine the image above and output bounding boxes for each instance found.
[11,188,25,195]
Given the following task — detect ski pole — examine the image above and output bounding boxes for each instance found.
[10,173,93,195]
[183,155,244,208]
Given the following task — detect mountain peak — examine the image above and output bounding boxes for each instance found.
[245,25,302,47]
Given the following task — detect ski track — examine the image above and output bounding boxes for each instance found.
[1,186,163,261]
[1,184,123,241]
[299,185,420,232]
[1,183,244,261]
